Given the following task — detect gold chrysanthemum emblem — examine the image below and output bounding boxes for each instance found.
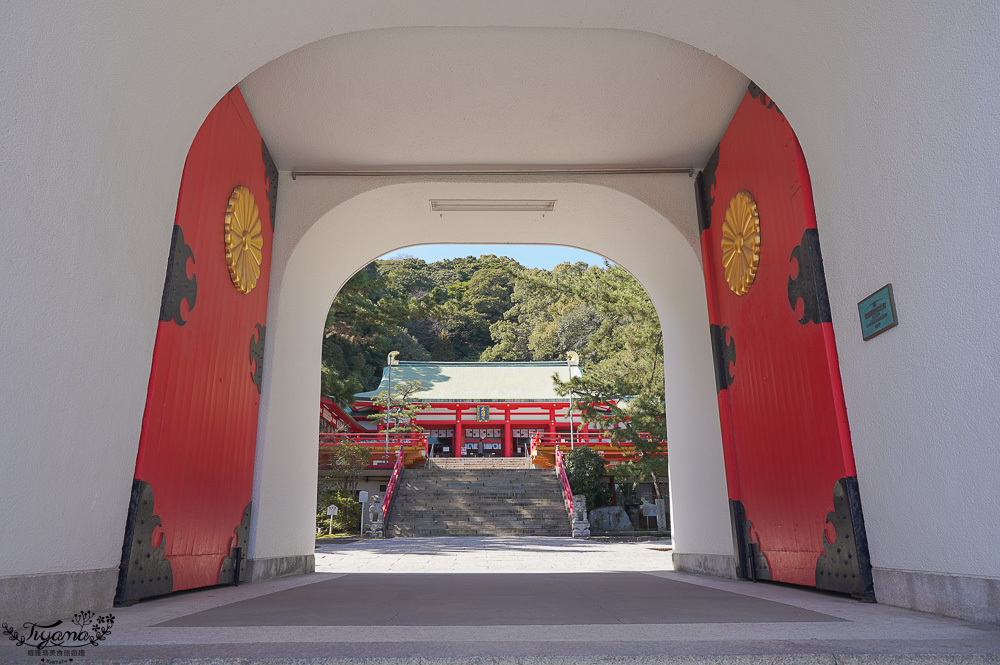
[224,186,263,294]
[720,191,761,296]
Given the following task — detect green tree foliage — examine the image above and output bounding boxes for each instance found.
[325,440,371,493]
[483,263,669,496]
[323,255,525,399]
[480,262,603,363]
[431,256,521,359]
[367,380,428,432]
[563,446,610,511]
[321,263,442,403]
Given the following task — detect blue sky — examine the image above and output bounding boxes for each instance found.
[378,244,611,270]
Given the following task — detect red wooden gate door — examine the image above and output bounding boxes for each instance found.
[696,84,873,598]
[115,87,278,603]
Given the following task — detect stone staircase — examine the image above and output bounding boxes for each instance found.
[385,457,571,537]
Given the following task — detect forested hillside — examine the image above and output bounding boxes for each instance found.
[321,254,664,419]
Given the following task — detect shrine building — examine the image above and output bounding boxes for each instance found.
[353,360,584,458]
[318,359,643,498]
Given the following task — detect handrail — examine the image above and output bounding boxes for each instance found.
[527,433,666,461]
[380,446,405,521]
[528,433,659,447]
[319,432,429,447]
[554,447,574,520]
[318,432,429,469]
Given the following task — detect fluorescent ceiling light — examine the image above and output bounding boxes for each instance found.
[430,199,556,212]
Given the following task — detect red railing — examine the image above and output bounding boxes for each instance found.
[318,432,428,468]
[531,433,607,446]
[528,433,665,460]
[554,447,574,520]
[381,446,404,521]
[528,433,656,447]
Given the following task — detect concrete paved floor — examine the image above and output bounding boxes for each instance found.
[3,537,999,664]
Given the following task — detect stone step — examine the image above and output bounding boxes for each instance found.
[392,500,562,506]
[398,480,559,485]
[396,481,561,488]
[388,517,569,528]
[426,461,533,465]
[390,532,568,538]
[397,487,560,493]
[424,465,536,470]
[390,523,568,528]
[396,488,554,492]
[391,511,567,519]
[397,485,562,498]
[392,504,565,514]
[392,506,568,519]
[385,464,569,537]
[393,500,562,506]
[391,509,564,517]
[399,480,560,486]
[402,474,555,480]
[395,499,560,503]
[389,528,569,537]
[427,458,533,467]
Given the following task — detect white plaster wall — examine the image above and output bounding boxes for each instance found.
[252,178,733,562]
[0,1,997,596]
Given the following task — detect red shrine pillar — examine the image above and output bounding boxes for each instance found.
[502,421,513,458]
[454,409,463,457]
[548,406,557,438]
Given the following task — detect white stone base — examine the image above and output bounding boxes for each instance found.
[873,567,1000,626]
[671,552,738,579]
[0,567,118,624]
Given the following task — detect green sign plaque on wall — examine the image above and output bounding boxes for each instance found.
[858,283,898,341]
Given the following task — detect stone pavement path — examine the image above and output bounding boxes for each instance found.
[314,535,676,573]
[3,537,999,664]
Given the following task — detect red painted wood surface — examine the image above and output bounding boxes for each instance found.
[132,87,274,592]
[701,88,858,586]
[320,398,368,433]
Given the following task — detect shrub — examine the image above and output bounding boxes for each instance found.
[316,488,362,534]
[563,446,609,511]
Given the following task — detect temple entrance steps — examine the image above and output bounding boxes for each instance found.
[426,457,533,470]
[386,458,570,537]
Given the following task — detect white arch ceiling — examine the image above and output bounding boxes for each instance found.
[239,27,747,169]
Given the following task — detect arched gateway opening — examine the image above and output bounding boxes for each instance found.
[118,56,874,606]
[315,245,672,538]
[252,179,730,576]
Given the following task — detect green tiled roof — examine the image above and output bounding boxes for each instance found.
[355,361,582,402]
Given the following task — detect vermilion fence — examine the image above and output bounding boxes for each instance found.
[318,432,429,469]
[528,433,665,468]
